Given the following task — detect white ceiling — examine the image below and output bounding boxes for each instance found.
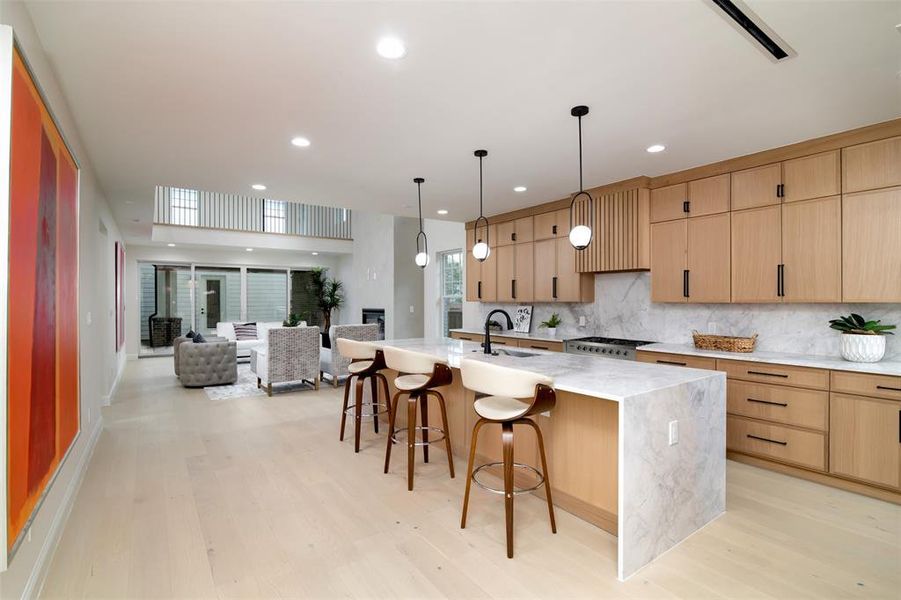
[24,1,901,244]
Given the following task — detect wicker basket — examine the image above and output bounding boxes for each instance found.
[692,331,758,353]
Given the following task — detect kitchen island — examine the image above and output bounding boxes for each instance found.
[373,337,726,581]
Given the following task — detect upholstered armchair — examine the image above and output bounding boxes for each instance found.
[178,340,238,387]
[251,326,321,396]
[319,324,380,387]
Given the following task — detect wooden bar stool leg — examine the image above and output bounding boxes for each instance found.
[419,394,430,464]
[339,374,353,441]
[406,393,419,491]
[461,418,486,529]
[525,419,556,533]
[384,391,403,473]
[433,391,455,478]
[370,375,379,434]
[501,421,515,559]
[353,376,365,453]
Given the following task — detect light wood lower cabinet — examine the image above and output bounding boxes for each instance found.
[830,393,900,489]
[718,359,829,390]
[448,331,563,352]
[781,195,841,302]
[636,350,716,370]
[727,415,826,472]
[842,186,901,302]
[727,380,828,431]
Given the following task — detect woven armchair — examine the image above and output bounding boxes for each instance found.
[251,326,321,396]
[319,324,380,387]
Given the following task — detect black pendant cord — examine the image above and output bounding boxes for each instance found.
[577,112,584,193]
[414,177,428,262]
[569,105,593,248]
[416,178,424,234]
[473,150,490,259]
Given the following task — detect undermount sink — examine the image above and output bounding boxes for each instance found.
[492,348,538,358]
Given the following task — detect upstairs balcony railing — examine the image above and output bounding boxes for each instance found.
[153,186,352,240]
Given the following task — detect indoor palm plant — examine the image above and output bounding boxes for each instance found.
[309,268,345,344]
[539,313,562,337]
[829,313,895,362]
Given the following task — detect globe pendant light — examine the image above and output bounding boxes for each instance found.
[568,105,593,250]
[413,177,430,268]
[471,149,490,262]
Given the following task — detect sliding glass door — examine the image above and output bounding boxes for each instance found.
[193,267,241,335]
[138,262,192,356]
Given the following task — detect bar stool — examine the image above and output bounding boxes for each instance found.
[459,358,557,558]
[337,339,390,453]
[382,346,455,491]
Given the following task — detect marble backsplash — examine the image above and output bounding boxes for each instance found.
[464,272,901,361]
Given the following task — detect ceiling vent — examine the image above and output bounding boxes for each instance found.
[707,0,795,61]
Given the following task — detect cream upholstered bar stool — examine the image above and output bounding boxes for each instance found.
[337,339,390,453]
[382,346,455,491]
[459,358,557,558]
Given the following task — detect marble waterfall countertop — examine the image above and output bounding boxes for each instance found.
[639,343,901,376]
[448,327,571,343]
[375,337,723,402]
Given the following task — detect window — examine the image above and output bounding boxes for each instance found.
[439,250,463,336]
[263,199,287,233]
[169,187,198,226]
[246,269,288,323]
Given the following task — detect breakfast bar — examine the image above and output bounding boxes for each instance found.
[374,337,727,581]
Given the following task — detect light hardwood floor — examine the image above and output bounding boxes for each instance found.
[41,358,900,599]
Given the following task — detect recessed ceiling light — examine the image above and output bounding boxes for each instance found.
[291,136,311,148]
[437,209,449,215]
[246,248,254,252]
[376,36,406,59]
[513,186,527,193]
[312,252,319,256]
[251,183,266,191]
[167,243,175,247]
[646,144,666,153]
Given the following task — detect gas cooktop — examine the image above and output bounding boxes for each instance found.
[564,336,655,360]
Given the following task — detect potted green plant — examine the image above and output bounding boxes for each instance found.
[539,313,562,337]
[309,268,345,347]
[282,313,305,327]
[828,314,895,363]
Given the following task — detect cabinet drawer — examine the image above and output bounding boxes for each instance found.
[518,339,563,352]
[490,336,516,347]
[636,351,717,370]
[727,416,826,471]
[450,332,481,343]
[830,371,901,401]
[727,380,828,431]
[718,359,829,390]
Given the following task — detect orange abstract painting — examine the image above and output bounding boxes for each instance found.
[7,45,80,552]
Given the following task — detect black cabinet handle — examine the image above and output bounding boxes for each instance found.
[747,397,788,407]
[657,359,687,366]
[748,434,787,446]
[776,183,784,198]
[747,370,789,378]
[512,232,517,242]
[683,270,690,298]
[683,200,690,213]
[777,264,785,297]
[877,385,901,392]
[552,225,557,235]
[552,276,558,299]
[477,281,482,299]
[512,279,516,299]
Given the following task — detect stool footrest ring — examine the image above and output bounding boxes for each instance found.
[472,462,546,495]
[390,426,447,446]
[343,404,390,418]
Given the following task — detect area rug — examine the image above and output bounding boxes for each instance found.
[203,364,316,400]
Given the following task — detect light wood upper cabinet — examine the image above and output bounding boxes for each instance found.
[842,136,901,193]
[687,213,731,303]
[515,242,534,302]
[842,186,901,302]
[830,393,901,490]
[731,205,781,302]
[514,217,534,244]
[534,212,557,240]
[781,196,841,302]
[556,237,591,302]
[687,174,731,217]
[650,220,687,303]
[731,163,782,210]
[495,244,516,303]
[465,225,497,302]
[782,150,840,202]
[650,183,688,223]
[495,221,515,246]
[533,238,556,302]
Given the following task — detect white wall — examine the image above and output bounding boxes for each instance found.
[124,244,345,356]
[392,217,424,339]
[422,219,466,338]
[0,4,125,597]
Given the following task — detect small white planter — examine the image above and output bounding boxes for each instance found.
[840,333,886,363]
[546,327,557,337]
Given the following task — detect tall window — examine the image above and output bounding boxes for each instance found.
[169,188,198,226]
[246,269,288,323]
[263,199,287,233]
[439,250,463,336]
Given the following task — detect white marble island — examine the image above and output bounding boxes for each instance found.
[374,338,727,581]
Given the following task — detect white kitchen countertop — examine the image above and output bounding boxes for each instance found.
[375,338,722,402]
[448,327,570,343]
[638,342,901,376]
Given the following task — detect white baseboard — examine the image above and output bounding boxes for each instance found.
[126,353,138,361]
[101,360,126,407]
[23,416,103,600]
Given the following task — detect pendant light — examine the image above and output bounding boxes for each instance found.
[413,177,430,268]
[471,149,490,262]
[568,105,593,250]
